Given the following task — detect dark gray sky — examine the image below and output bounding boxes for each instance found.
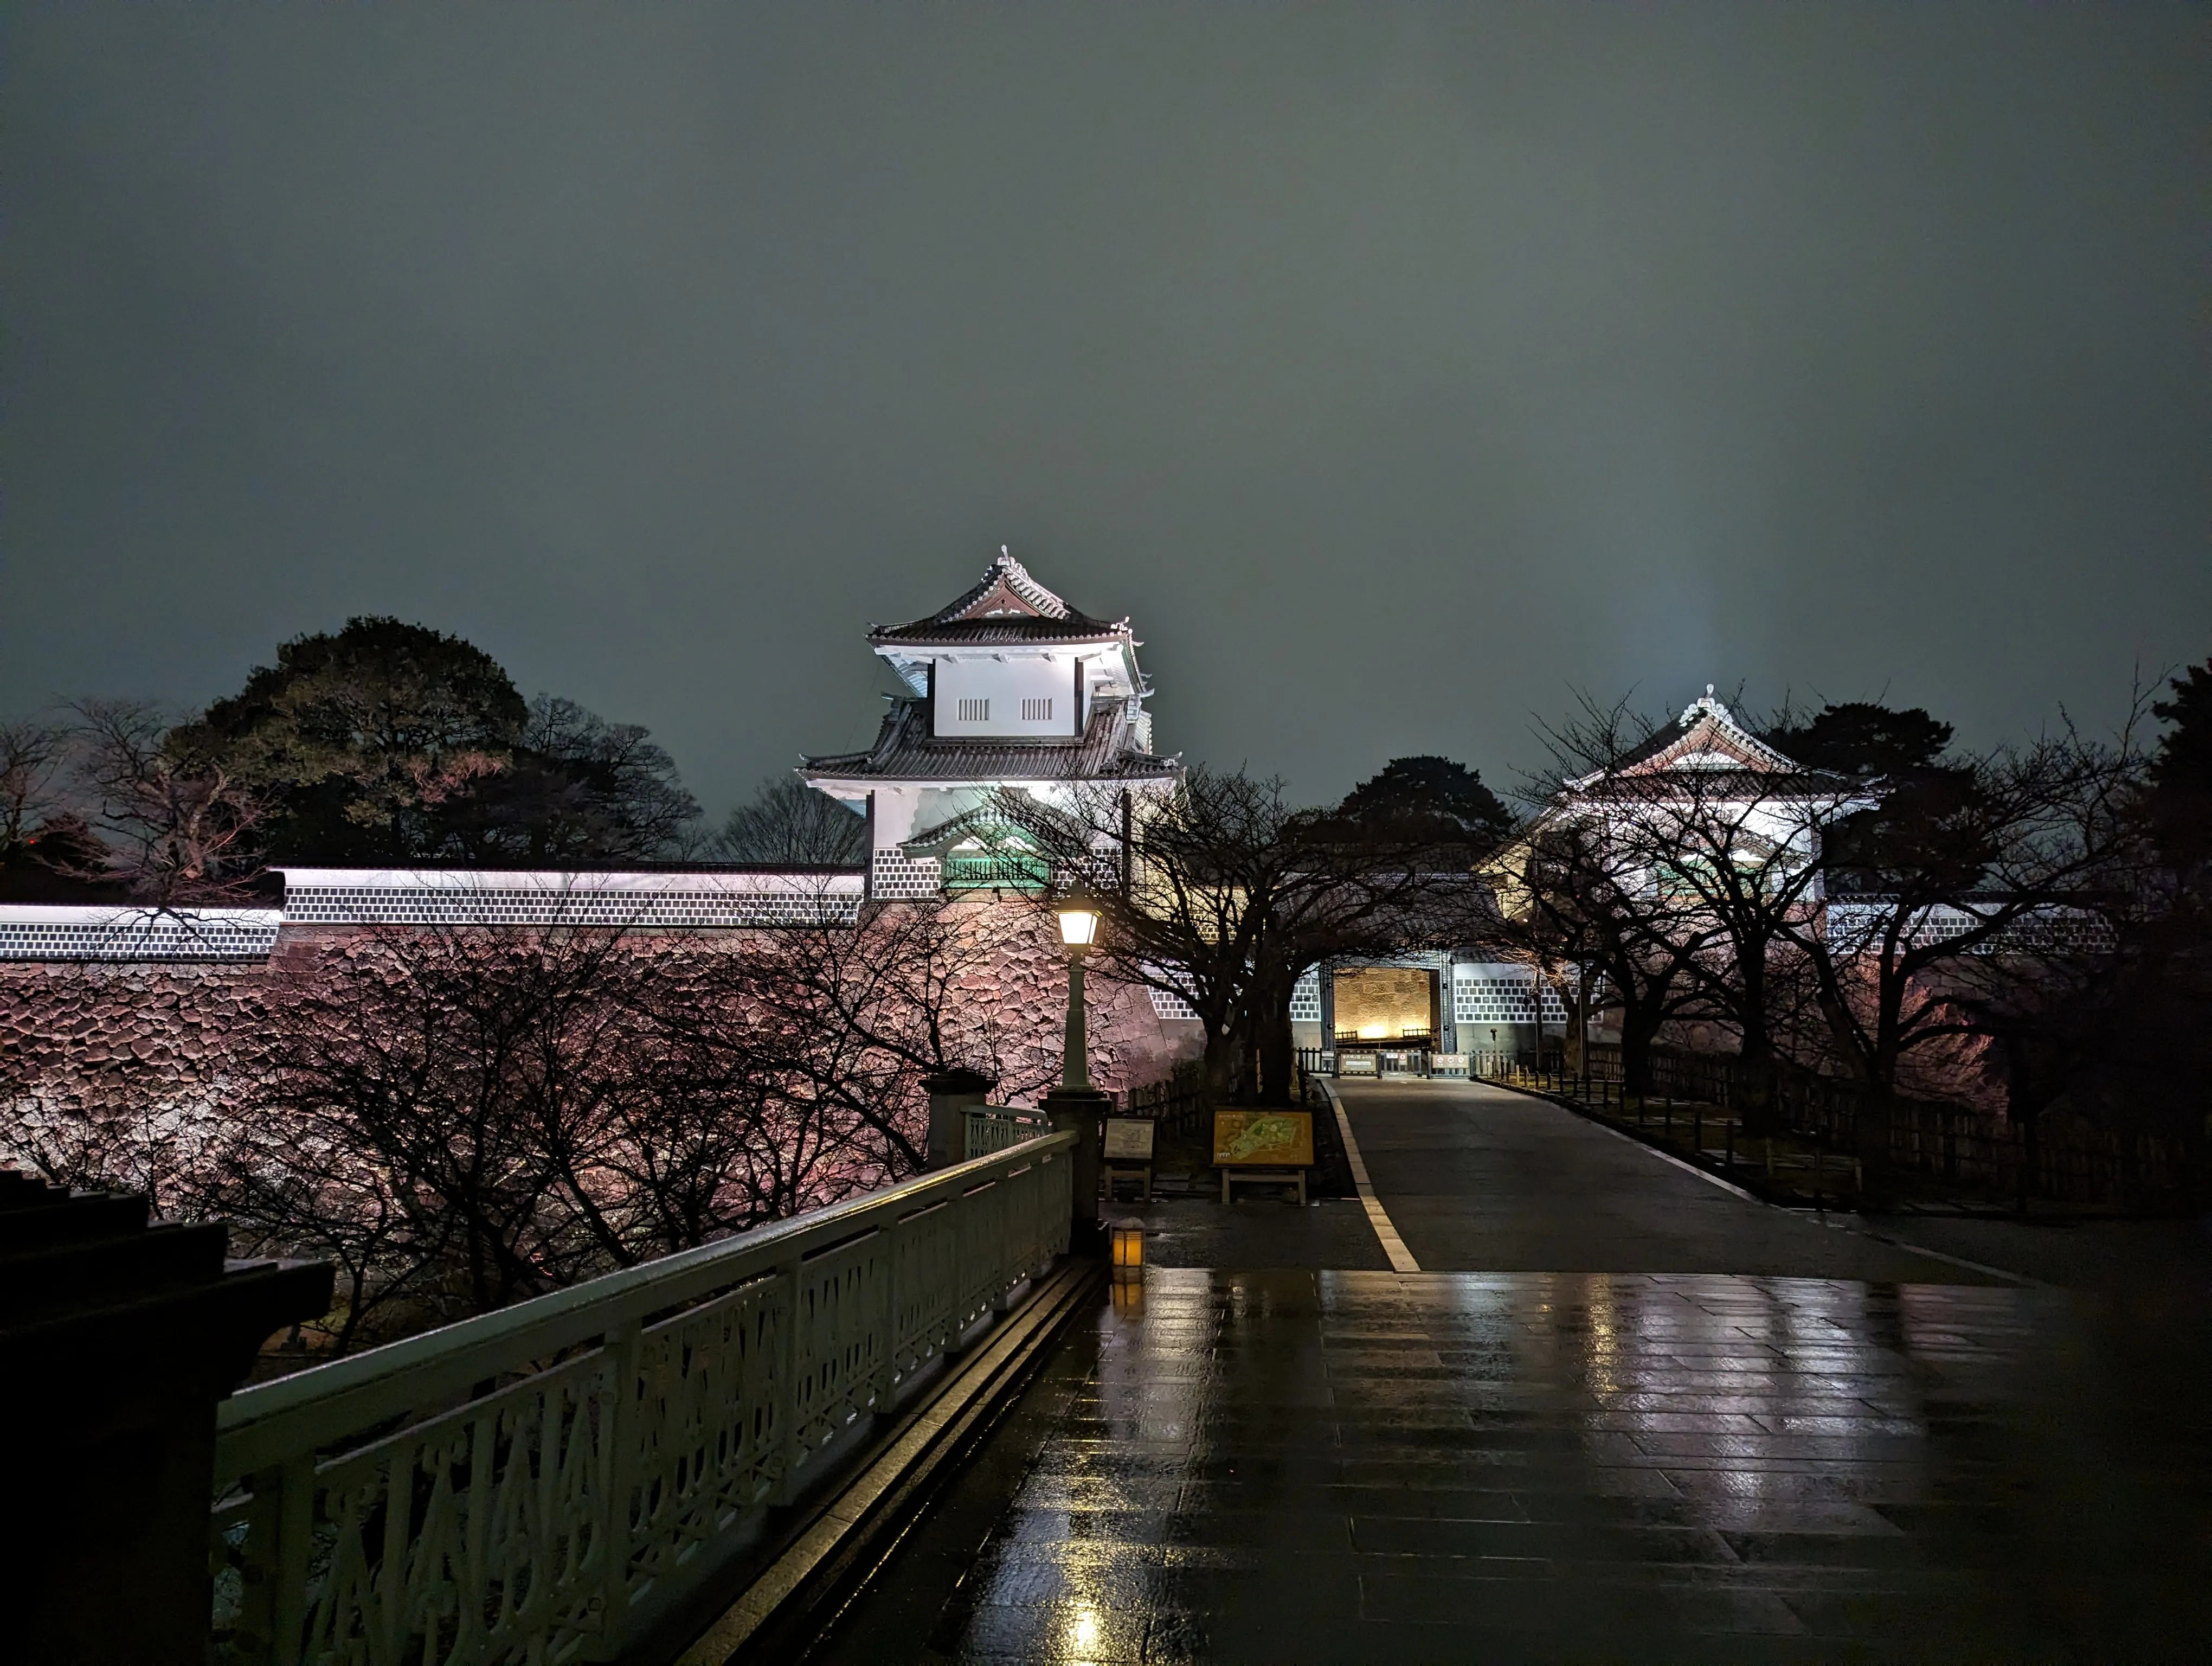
[4,4,2205,817]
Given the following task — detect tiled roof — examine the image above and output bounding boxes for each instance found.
[870,615,1127,645]
[869,549,1129,646]
[1571,691,1844,790]
[803,697,1179,784]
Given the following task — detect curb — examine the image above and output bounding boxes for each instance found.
[1480,1075,1792,1207]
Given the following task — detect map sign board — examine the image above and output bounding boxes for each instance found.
[1211,1109,1314,1169]
[1103,1118,1156,1161]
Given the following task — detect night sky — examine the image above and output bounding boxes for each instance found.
[4,5,2204,817]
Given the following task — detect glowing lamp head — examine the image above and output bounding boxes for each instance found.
[1110,1216,1144,1280]
[1056,885,1103,951]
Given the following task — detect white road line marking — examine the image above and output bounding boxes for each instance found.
[1840,1227,2044,1287]
[1318,1079,1421,1274]
[1566,1100,1769,1202]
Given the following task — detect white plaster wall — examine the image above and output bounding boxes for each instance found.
[934,657,1082,738]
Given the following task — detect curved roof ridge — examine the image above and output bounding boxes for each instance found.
[1562,685,1846,791]
[938,545,1069,622]
[869,546,1131,644]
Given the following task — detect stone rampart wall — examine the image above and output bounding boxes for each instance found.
[0,901,1200,1203]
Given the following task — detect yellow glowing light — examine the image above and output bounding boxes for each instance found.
[1068,1607,1102,1650]
[1110,1217,1143,1280]
[1358,1023,1389,1039]
[1056,885,1102,949]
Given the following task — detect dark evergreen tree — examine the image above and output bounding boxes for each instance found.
[179,617,697,862]
[1763,702,1952,779]
[1334,755,1512,845]
[2147,657,2212,870]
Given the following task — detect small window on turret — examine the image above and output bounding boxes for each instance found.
[958,697,989,722]
[1021,697,1053,722]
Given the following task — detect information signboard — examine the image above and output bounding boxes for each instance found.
[1103,1118,1156,1161]
[1211,1109,1314,1168]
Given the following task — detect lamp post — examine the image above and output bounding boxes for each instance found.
[1044,882,1109,1245]
[1056,883,1101,1090]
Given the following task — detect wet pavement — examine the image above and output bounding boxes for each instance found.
[1328,1078,1994,1281]
[807,1271,2210,1663]
[797,1080,2212,1663]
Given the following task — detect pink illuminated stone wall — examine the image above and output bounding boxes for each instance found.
[0,900,1201,1207]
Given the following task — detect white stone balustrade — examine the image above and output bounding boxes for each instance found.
[208,1133,1074,1666]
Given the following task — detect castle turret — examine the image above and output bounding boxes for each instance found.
[801,548,1179,897]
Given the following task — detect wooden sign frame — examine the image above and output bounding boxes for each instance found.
[1103,1118,1156,1162]
[1211,1108,1315,1169]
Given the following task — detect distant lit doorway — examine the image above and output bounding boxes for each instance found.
[1332,966,1438,1077]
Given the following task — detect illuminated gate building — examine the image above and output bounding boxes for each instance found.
[1291,957,1571,1065]
[801,548,1182,900]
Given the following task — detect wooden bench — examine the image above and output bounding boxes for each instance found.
[1221,1167,1307,1205]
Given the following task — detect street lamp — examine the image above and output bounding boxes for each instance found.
[1056,883,1102,1090]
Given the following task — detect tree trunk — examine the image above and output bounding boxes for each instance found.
[1257,992,1297,1106]
[1855,1082,1894,1201]
[1199,1020,1239,1107]
[1735,1045,1780,1139]
[1619,1002,1664,1098]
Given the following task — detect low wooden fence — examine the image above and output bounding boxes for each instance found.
[1491,1041,2201,1208]
[1124,1059,1208,1137]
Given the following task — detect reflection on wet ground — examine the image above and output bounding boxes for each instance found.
[809,1268,2210,1664]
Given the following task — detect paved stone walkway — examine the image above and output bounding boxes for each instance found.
[811,1270,2208,1663]
[1333,1078,1991,1281]
[800,1080,2212,1663]
[1116,1079,2001,1283]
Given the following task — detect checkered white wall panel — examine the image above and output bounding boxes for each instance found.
[281,870,863,928]
[869,851,943,900]
[1452,969,1568,1024]
[1289,968,1321,1022]
[0,906,281,962]
[1147,985,1200,1020]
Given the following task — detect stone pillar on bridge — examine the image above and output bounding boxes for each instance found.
[923,1067,999,1169]
[1041,1085,1109,1251]
[1,1171,332,1666]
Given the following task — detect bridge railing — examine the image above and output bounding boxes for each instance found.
[963,1105,1053,1158]
[209,1134,1075,1666]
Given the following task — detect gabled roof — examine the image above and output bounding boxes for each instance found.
[900,806,1049,857]
[802,695,1179,785]
[869,548,1130,646]
[1564,689,1863,800]
[1573,690,1803,784]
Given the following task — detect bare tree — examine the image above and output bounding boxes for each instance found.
[712,776,868,866]
[1510,695,1739,1099]
[63,699,267,904]
[1776,721,2144,1185]
[1507,812,1717,1095]
[1008,768,1478,1105]
[218,886,1033,1353]
[233,922,653,1334]
[0,714,70,861]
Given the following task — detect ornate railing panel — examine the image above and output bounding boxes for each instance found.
[210,1136,1073,1666]
[962,1106,1051,1159]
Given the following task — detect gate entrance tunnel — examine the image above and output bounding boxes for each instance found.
[1332,966,1437,1043]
